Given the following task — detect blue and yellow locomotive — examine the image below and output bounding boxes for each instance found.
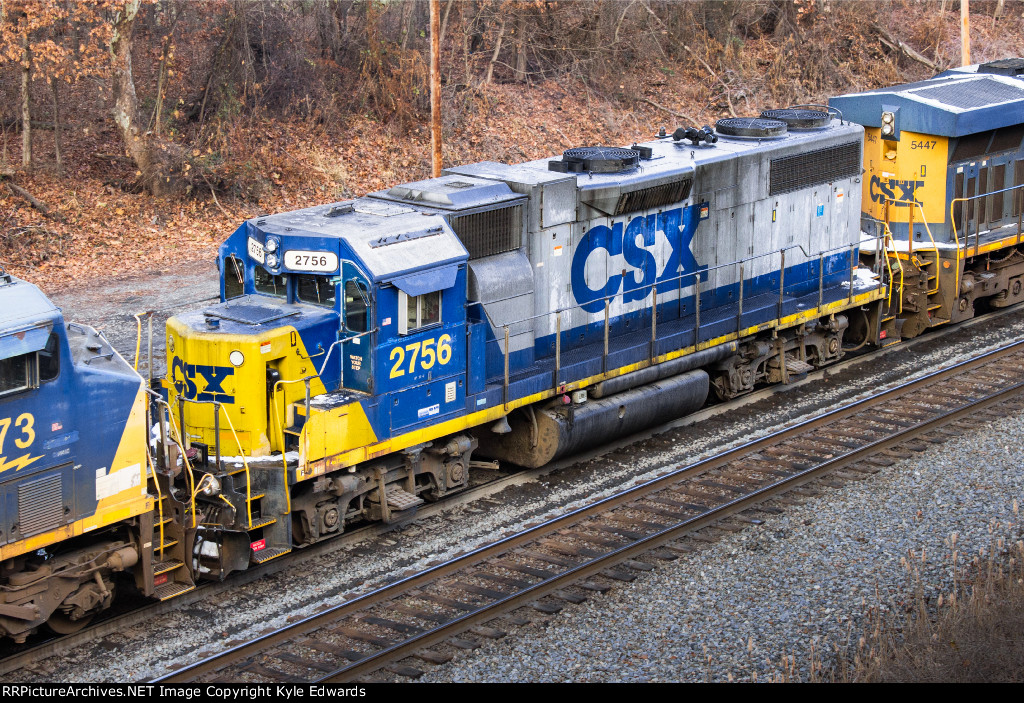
[161,107,886,572]
[5,60,1024,642]
[0,270,165,642]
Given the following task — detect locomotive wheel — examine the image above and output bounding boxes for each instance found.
[46,611,95,634]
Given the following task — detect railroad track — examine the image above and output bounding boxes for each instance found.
[153,339,1024,683]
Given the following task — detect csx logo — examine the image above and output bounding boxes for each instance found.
[869,175,924,205]
[571,206,706,313]
[171,357,235,403]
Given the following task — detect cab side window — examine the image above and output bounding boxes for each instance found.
[399,291,441,335]
[344,280,369,333]
[38,333,59,382]
[0,353,33,397]
[224,255,245,299]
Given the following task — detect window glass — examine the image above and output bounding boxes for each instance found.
[224,255,245,299]
[421,291,441,327]
[0,353,32,396]
[296,275,336,308]
[345,280,369,333]
[39,333,59,382]
[401,291,442,334]
[254,268,287,297]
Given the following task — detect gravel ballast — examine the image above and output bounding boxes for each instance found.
[10,307,1024,682]
[416,412,1024,683]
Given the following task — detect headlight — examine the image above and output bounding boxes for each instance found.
[266,253,280,268]
[229,350,245,367]
[265,238,279,253]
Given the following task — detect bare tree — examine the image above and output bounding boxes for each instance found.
[20,22,30,170]
[110,0,182,195]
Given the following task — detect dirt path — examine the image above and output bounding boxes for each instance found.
[45,258,220,377]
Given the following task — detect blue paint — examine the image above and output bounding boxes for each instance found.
[0,278,143,546]
[570,205,707,313]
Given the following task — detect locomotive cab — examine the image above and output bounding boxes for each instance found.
[0,271,151,641]
[164,203,475,569]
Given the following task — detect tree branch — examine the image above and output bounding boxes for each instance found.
[4,181,63,221]
[639,96,696,124]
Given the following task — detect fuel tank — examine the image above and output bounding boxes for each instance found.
[475,369,709,468]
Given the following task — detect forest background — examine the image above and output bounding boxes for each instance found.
[1,0,1023,291]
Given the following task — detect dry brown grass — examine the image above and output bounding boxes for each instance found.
[855,526,1024,682]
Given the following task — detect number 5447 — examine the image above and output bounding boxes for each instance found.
[389,334,453,378]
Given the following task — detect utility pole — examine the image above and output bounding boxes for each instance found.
[430,0,442,177]
[961,0,971,66]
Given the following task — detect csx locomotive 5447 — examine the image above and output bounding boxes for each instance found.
[3,60,1024,642]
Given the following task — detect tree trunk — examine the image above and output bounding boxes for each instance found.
[49,78,61,174]
[484,18,505,85]
[514,10,527,83]
[21,30,31,170]
[110,0,181,196]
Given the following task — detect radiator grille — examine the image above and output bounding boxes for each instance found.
[912,77,1024,110]
[18,473,63,538]
[449,205,523,259]
[614,178,693,216]
[769,141,861,196]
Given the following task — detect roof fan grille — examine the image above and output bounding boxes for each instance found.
[550,146,640,174]
[715,117,788,139]
[759,109,830,130]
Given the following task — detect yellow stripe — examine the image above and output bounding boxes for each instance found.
[309,288,886,473]
[0,496,154,561]
[963,231,1024,257]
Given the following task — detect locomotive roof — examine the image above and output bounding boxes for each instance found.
[829,65,1024,137]
[245,200,468,282]
[0,275,60,329]
[520,118,863,185]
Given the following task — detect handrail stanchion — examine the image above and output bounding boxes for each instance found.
[147,313,153,382]
[1011,188,1019,246]
[778,249,786,319]
[503,326,510,410]
[603,302,610,375]
[178,398,187,454]
[694,273,701,350]
[737,263,744,336]
[650,285,657,362]
[555,312,562,388]
[818,252,824,310]
[214,401,221,469]
[848,243,855,303]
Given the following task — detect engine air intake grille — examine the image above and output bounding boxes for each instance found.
[549,146,640,174]
[449,204,523,259]
[760,109,831,130]
[18,473,63,538]
[614,178,693,216]
[715,117,787,139]
[769,141,861,196]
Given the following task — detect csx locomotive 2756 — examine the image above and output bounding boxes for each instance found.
[2,60,1023,642]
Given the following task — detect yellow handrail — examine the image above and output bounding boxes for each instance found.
[880,223,904,314]
[216,402,254,529]
[132,313,143,372]
[907,199,941,296]
[145,450,166,560]
[152,397,199,528]
[949,182,1024,295]
[271,377,312,518]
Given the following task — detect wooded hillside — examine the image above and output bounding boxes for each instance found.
[2,0,1022,290]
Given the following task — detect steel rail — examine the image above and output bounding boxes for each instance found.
[156,338,1024,683]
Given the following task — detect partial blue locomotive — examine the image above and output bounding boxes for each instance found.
[6,60,1024,642]
[0,271,172,642]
